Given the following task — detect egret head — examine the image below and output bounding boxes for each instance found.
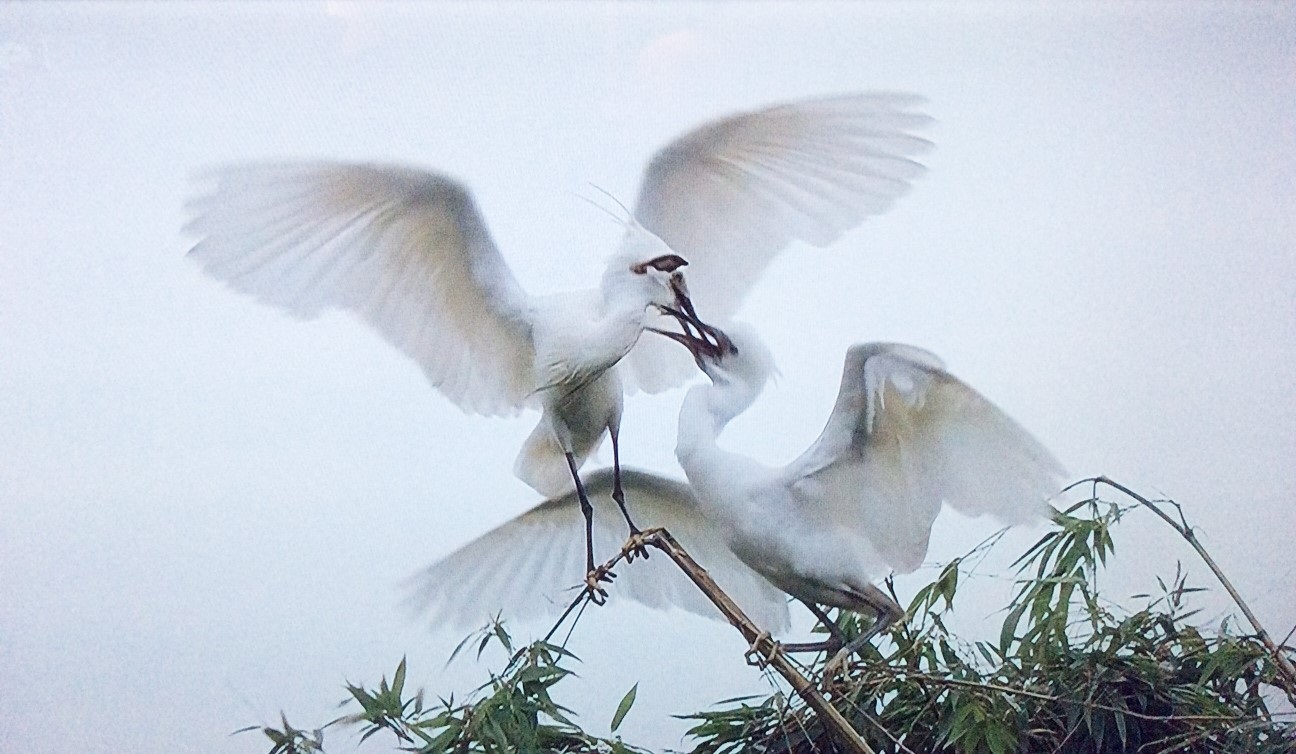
[650,318,776,398]
[604,219,690,311]
[614,220,733,363]
[629,252,690,309]
[663,321,775,432]
[698,321,776,393]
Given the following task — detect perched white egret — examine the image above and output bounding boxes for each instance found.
[671,325,1064,670]
[412,325,1064,672]
[184,93,931,590]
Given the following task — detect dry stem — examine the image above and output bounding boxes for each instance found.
[621,528,878,754]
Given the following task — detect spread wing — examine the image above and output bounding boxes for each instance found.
[186,162,537,416]
[785,343,1065,574]
[407,468,791,633]
[620,93,933,393]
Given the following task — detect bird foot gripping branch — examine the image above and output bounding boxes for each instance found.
[621,526,665,563]
[821,653,856,691]
[583,565,615,605]
[743,631,786,669]
[582,527,672,605]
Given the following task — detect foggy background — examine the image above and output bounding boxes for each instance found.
[2,3,1293,752]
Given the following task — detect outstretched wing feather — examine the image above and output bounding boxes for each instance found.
[186,162,537,416]
[621,93,933,393]
[407,468,791,632]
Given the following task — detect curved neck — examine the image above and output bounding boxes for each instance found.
[675,386,719,466]
[592,295,649,363]
[674,376,761,472]
[573,271,652,365]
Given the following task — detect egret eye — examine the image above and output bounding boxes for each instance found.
[631,254,688,275]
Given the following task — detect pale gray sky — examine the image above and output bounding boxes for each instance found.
[2,3,1293,752]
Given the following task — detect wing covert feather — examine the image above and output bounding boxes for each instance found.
[186,162,537,416]
[407,468,790,633]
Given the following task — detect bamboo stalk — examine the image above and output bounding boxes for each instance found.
[635,528,877,754]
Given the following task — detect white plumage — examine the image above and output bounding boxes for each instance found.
[675,324,1064,666]
[621,93,933,392]
[410,324,1064,666]
[184,92,932,583]
[408,468,792,633]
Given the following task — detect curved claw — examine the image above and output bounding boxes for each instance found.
[584,565,616,605]
[621,529,651,562]
[744,631,782,668]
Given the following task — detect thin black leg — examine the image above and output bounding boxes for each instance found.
[565,452,597,574]
[608,430,639,534]
[774,601,851,654]
[566,452,612,604]
[837,594,903,657]
[824,586,905,677]
[609,431,650,562]
[804,601,847,644]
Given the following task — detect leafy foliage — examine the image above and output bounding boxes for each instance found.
[236,712,325,754]
[247,632,647,754]
[245,490,1294,753]
[684,497,1295,753]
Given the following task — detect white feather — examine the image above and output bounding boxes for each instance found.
[783,342,1064,576]
[187,164,686,500]
[621,93,933,393]
[677,328,1065,615]
[186,163,537,417]
[407,468,791,632]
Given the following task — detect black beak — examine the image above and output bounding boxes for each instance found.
[647,326,716,370]
[647,305,735,372]
[657,272,728,352]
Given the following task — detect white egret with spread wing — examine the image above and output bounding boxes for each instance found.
[184,93,932,592]
[413,325,1064,673]
[671,324,1065,670]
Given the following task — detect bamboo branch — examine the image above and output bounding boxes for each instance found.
[633,528,878,754]
[538,528,878,751]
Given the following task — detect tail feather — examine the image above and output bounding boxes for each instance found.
[513,424,605,497]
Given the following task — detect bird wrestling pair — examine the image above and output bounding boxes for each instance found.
[186,93,1064,672]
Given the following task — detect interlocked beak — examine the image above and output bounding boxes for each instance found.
[649,271,735,369]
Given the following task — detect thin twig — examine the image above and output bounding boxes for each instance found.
[542,590,590,645]
[1062,476,1296,707]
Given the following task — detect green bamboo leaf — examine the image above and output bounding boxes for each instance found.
[610,682,638,732]
[1012,529,1059,570]
[492,621,513,653]
[908,583,935,614]
[985,721,1013,754]
[393,656,407,698]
